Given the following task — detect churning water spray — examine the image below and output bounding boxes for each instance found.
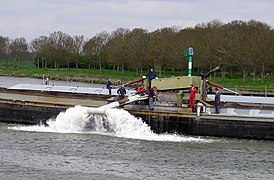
[11,106,211,142]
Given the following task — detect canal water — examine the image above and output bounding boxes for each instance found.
[0,76,274,179]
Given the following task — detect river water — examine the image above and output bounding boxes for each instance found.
[0,76,274,180]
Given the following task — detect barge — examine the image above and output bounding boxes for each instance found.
[0,76,274,140]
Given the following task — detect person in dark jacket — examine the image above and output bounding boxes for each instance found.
[214,88,221,114]
[117,85,126,100]
[106,80,112,95]
[146,68,158,89]
[148,86,157,110]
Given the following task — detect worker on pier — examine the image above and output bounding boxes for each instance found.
[146,68,158,89]
[117,85,126,100]
[106,80,112,95]
[148,86,157,110]
[214,88,221,114]
[188,84,197,110]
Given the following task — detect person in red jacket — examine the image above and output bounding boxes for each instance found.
[136,84,146,95]
[188,84,197,109]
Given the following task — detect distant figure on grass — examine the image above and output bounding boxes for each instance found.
[148,86,157,110]
[106,80,112,95]
[214,88,221,114]
[117,85,126,100]
[188,84,197,109]
[146,68,158,89]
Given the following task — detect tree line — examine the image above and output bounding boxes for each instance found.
[0,19,273,82]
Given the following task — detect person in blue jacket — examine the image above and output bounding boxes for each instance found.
[146,68,158,89]
[106,80,112,95]
[214,88,221,114]
[117,85,126,100]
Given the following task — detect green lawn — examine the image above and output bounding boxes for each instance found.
[0,59,36,68]
[209,76,274,90]
[0,67,142,84]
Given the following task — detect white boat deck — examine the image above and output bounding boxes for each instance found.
[207,94,274,105]
[6,84,274,118]
[8,84,136,96]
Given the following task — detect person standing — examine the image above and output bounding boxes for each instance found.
[214,88,221,114]
[188,84,197,109]
[117,85,126,100]
[106,80,112,95]
[146,68,158,89]
[148,86,157,110]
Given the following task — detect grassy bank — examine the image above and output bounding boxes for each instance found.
[0,67,141,84]
[0,67,273,90]
[208,76,274,91]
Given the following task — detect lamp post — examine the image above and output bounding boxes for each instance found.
[184,47,194,76]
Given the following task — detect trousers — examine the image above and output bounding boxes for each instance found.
[149,97,154,110]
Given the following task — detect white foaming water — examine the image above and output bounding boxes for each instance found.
[11,106,211,142]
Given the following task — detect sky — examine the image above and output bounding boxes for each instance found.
[1,0,273,42]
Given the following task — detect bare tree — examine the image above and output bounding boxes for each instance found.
[63,35,74,69]
[48,31,68,69]
[72,35,85,69]
[149,27,177,76]
[127,28,150,75]
[9,37,28,68]
[105,28,130,73]
[83,37,98,69]
[0,36,10,66]
[195,20,224,75]
[245,20,273,82]
[86,31,110,72]
[31,36,50,68]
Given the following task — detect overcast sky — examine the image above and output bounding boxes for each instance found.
[1,0,273,42]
